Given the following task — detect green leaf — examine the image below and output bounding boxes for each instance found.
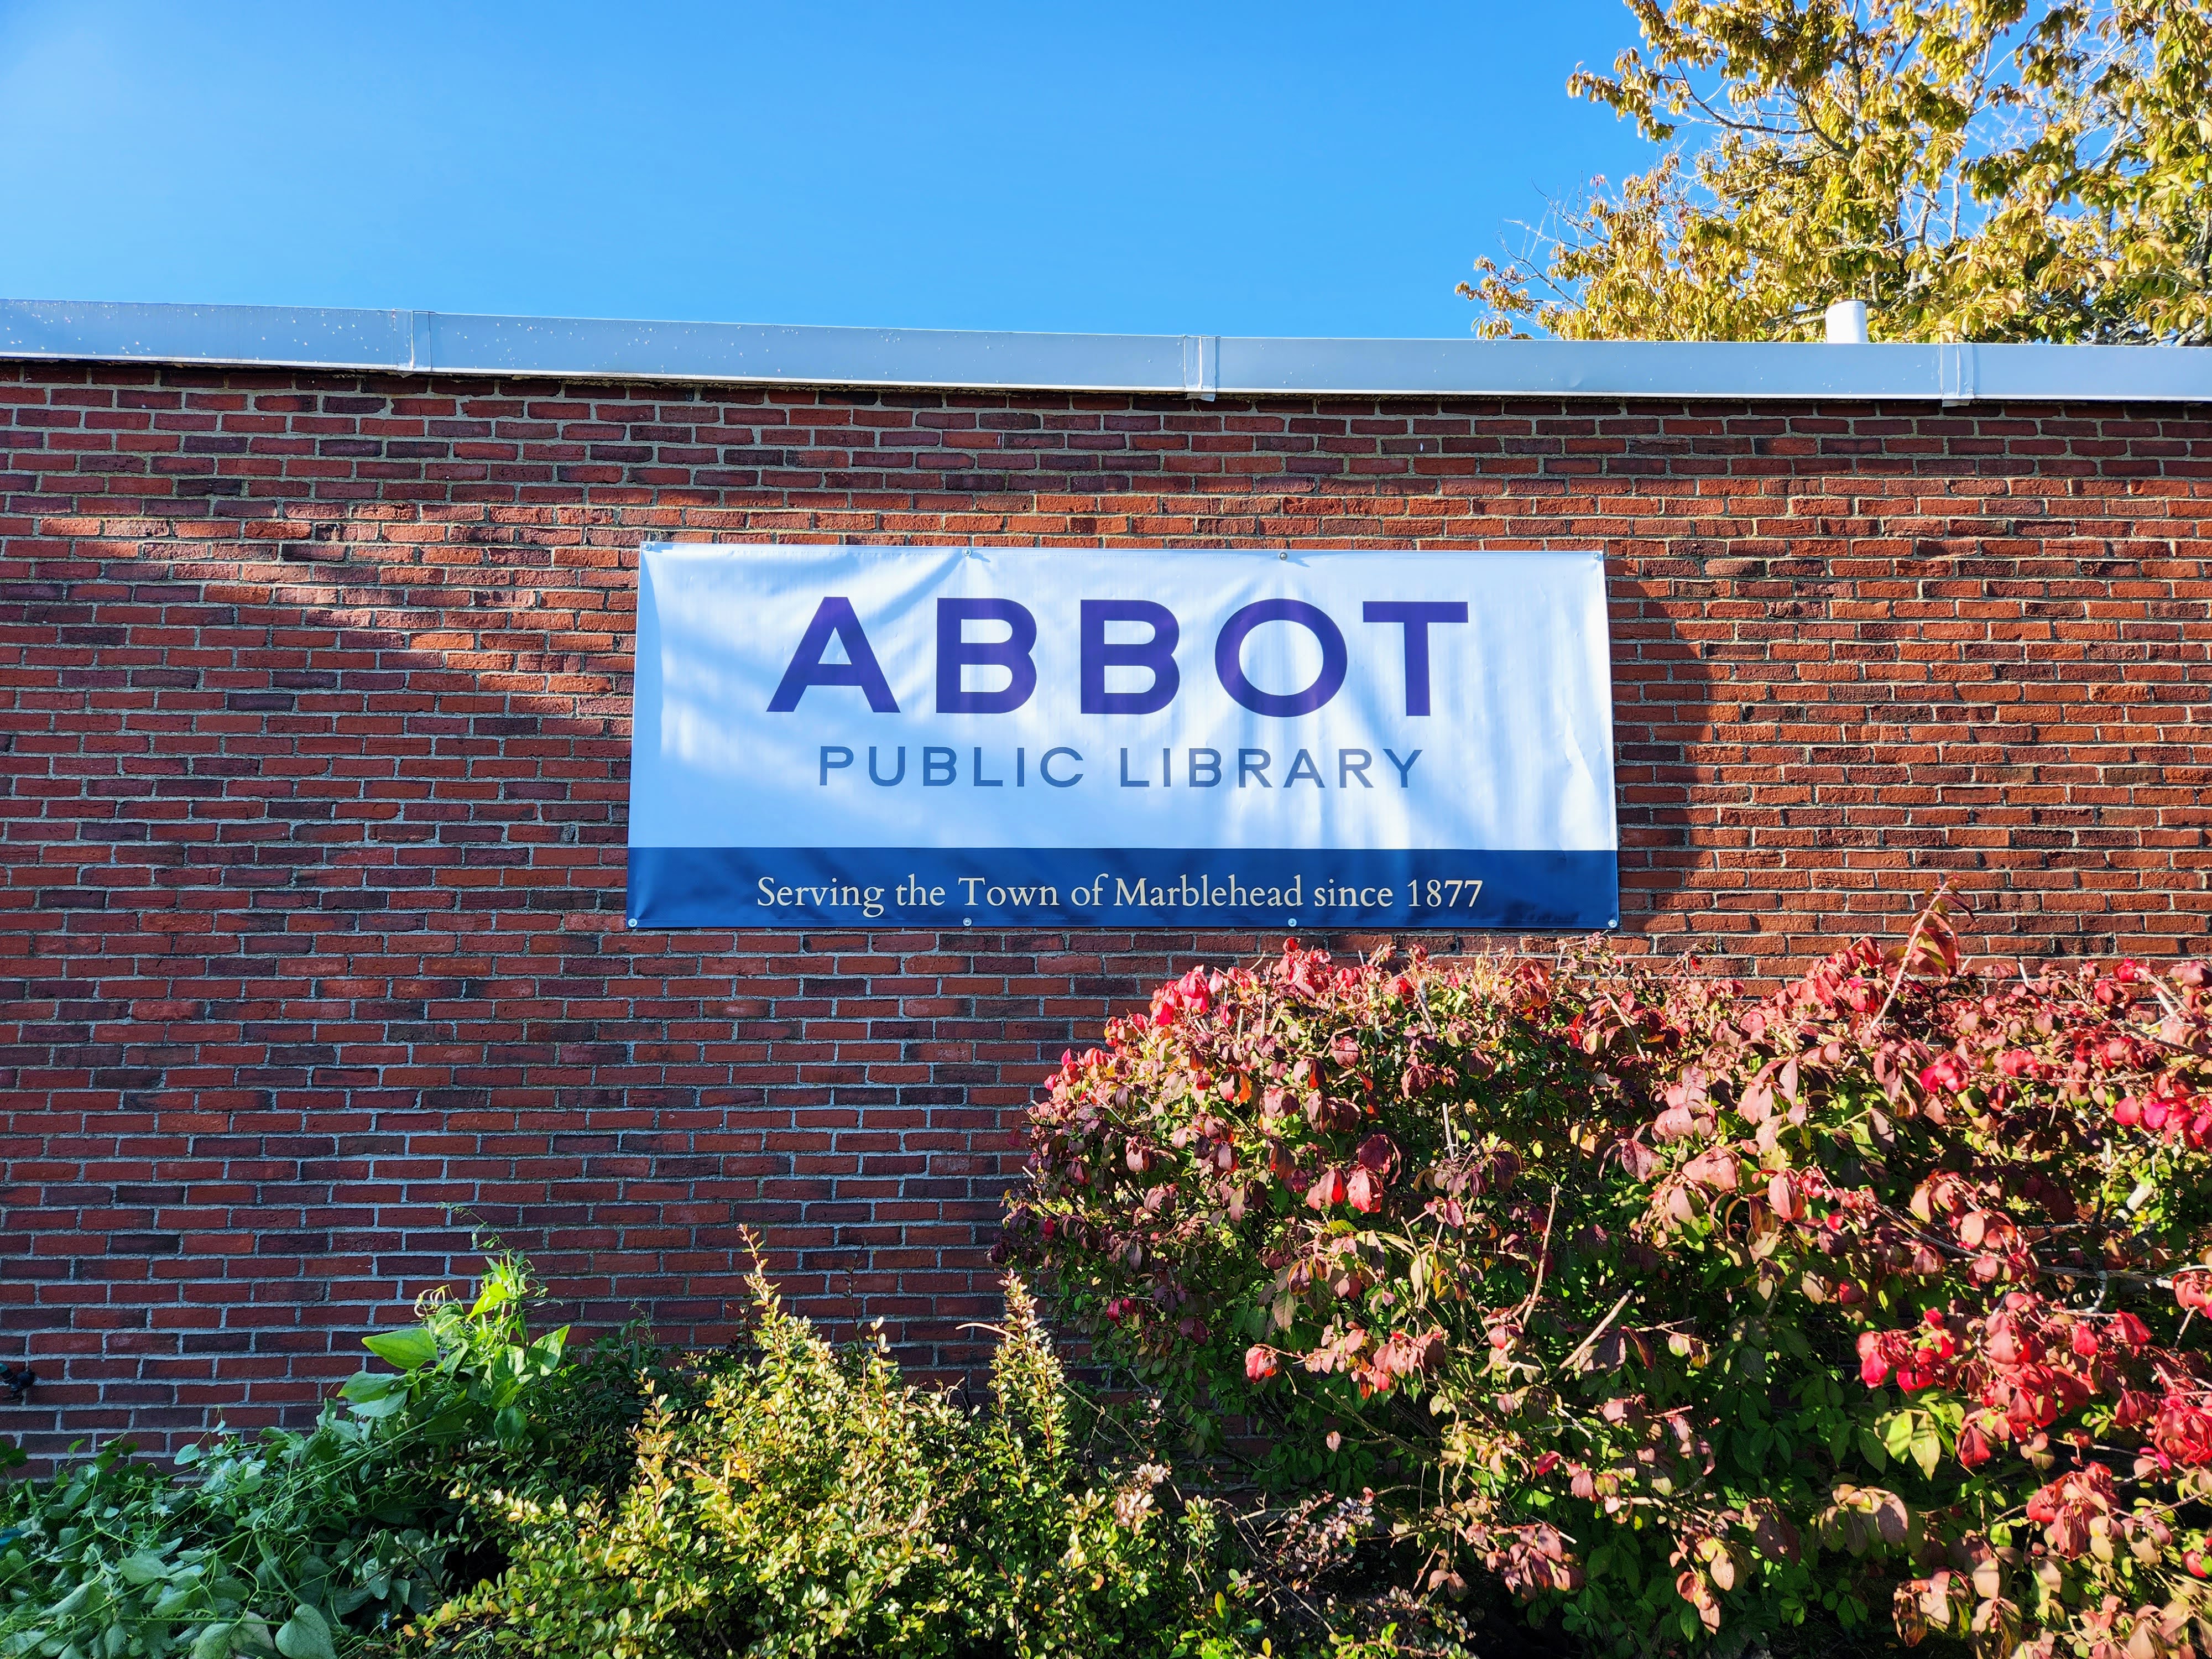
[346,1390,408,1420]
[1880,1410,1916,1459]
[1911,1425,1942,1479]
[190,1623,237,1659]
[274,1604,337,1659]
[50,1579,95,1620]
[361,1328,439,1371]
[152,1583,198,1617]
[119,1551,170,1585]
[1855,1424,1889,1470]
[338,1371,393,1402]
[526,1327,570,1373]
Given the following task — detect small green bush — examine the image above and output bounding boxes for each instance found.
[0,1252,574,1659]
[412,1265,1257,1659]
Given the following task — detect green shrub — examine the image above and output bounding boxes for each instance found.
[412,1265,1257,1659]
[0,1252,572,1659]
[1001,903,2212,1658]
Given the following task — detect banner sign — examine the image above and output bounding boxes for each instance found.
[628,545,1616,930]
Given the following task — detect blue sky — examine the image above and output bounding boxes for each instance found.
[0,1,1656,338]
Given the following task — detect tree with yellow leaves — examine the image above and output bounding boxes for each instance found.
[1465,0,2212,342]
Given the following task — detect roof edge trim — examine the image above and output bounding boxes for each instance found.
[4,299,2209,403]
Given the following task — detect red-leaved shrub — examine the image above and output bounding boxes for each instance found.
[1000,896,2212,1657]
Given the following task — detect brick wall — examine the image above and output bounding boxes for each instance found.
[2,362,2205,1459]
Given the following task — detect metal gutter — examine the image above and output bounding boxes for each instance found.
[3,298,2209,404]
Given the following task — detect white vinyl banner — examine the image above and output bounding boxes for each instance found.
[628,545,1617,930]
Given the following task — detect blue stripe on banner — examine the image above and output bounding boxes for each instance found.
[627,847,1617,931]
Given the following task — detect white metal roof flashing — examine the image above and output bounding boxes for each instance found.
[3,298,2209,405]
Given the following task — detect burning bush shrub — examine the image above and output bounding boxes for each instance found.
[1001,899,2212,1657]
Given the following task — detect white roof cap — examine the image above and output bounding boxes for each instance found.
[4,298,2207,404]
